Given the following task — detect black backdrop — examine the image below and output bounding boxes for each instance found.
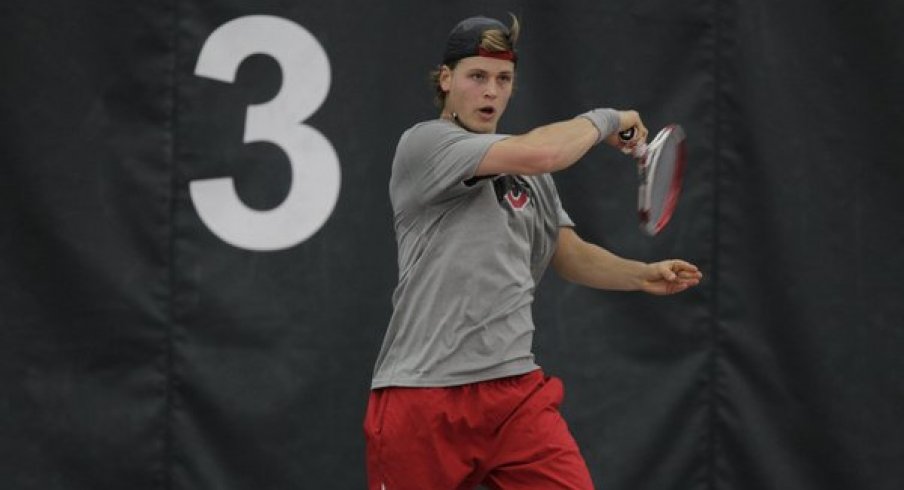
[2,1,903,489]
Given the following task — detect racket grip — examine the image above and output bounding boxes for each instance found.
[618,127,635,141]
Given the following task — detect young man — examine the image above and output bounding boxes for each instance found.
[365,15,702,490]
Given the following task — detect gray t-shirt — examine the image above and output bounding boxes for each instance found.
[371,119,574,388]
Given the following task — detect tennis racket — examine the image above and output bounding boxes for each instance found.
[618,125,687,236]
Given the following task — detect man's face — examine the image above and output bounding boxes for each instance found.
[440,56,515,134]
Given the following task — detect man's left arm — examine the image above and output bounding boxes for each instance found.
[551,227,703,295]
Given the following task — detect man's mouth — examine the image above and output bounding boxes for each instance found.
[478,106,496,118]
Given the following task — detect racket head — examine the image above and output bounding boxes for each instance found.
[638,124,687,235]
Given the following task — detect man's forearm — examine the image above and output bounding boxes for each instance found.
[553,229,649,291]
[477,109,624,177]
[518,118,602,172]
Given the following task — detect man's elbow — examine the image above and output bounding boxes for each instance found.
[552,253,580,285]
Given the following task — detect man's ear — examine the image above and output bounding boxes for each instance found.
[439,65,452,93]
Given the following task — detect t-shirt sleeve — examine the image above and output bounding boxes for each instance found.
[391,121,509,209]
[544,174,575,228]
[557,201,575,228]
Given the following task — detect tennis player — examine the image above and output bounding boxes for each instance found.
[365,15,703,490]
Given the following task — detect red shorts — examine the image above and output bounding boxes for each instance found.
[363,370,595,490]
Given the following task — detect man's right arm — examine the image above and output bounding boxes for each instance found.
[476,109,647,177]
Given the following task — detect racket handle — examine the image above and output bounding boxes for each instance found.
[618,127,635,141]
[618,126,644,156]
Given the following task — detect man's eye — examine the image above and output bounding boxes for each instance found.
[471,73,485,80]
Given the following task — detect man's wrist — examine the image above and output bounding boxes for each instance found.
[577,108,620,144]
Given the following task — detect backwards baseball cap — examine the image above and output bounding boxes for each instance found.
[442,16,518,65]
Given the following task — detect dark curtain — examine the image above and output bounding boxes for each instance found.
[1,1,902,488]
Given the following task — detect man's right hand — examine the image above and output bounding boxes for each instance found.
[605,110,648,152]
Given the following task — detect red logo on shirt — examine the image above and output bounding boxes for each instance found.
[494,176,531,211]
[505,189,529,210]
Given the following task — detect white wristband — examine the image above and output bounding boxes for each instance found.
[578,108,620,144]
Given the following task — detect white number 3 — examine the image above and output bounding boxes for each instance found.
[192,15,341,251]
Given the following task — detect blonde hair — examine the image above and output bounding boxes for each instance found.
[431,14,520,108]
